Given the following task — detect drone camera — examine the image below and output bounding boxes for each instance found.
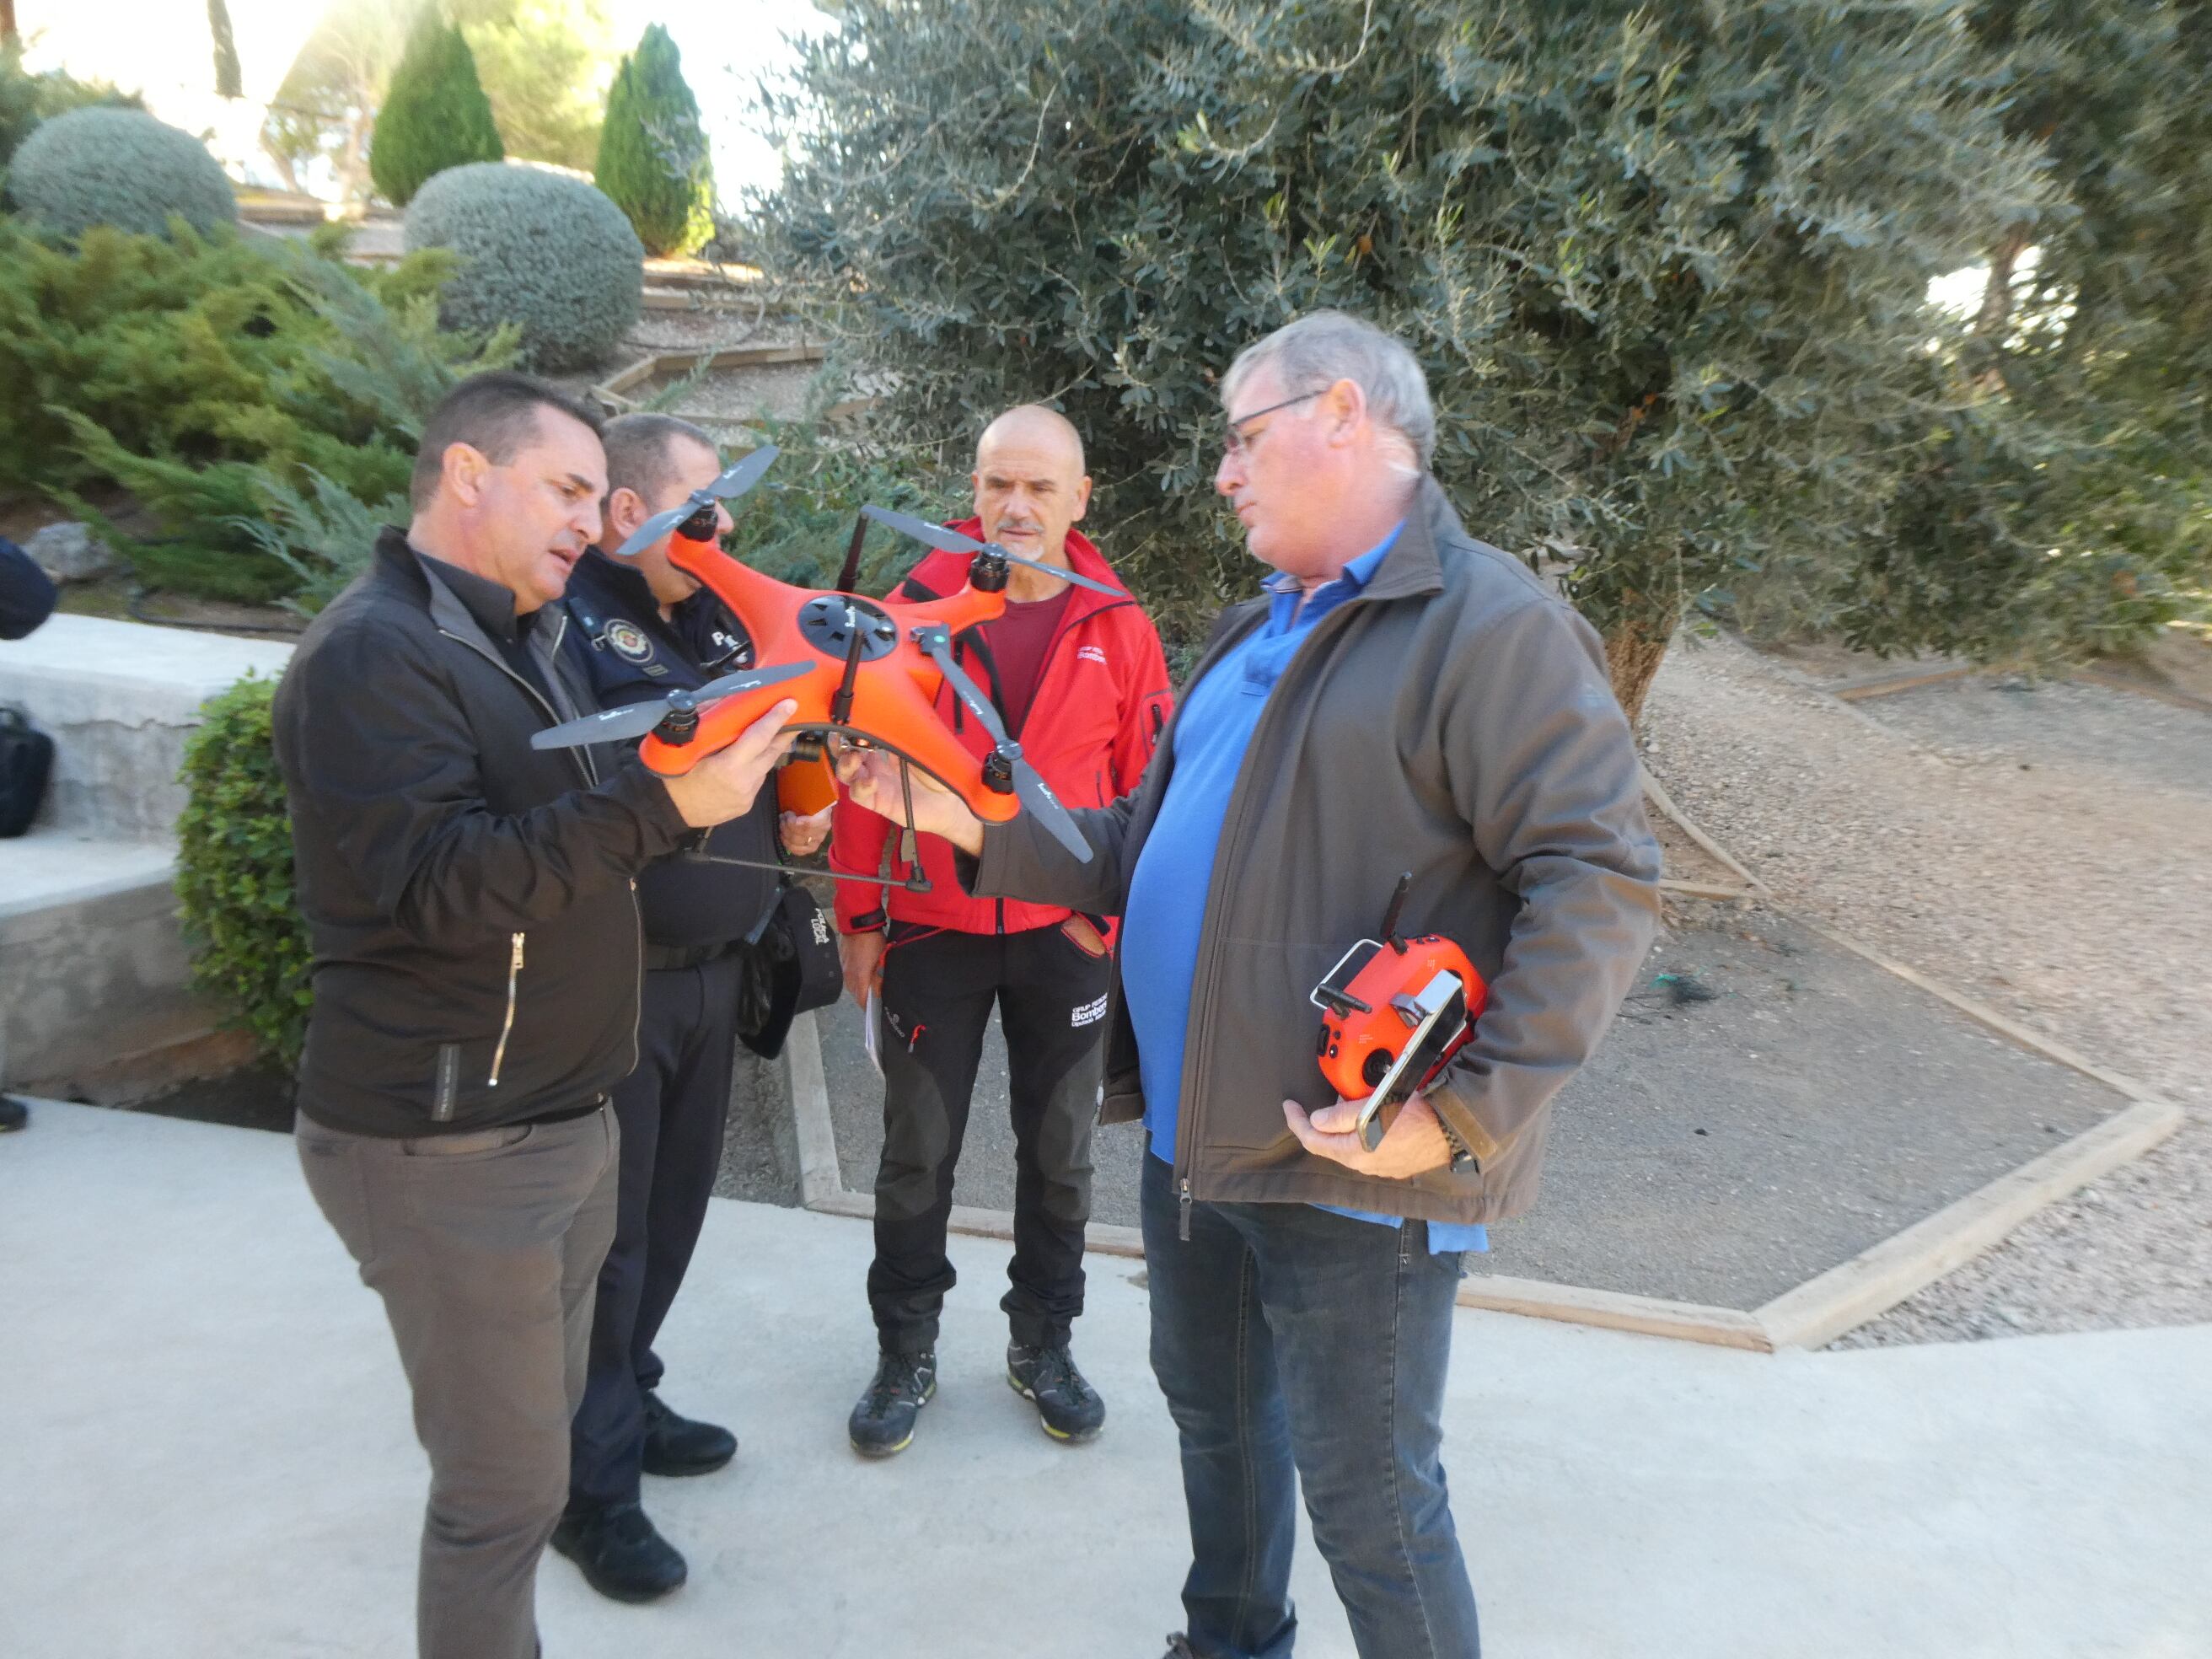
[676,500,721,544]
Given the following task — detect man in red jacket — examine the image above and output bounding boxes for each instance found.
[832,405,1173,1457]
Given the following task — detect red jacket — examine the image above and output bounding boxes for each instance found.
[831,520,1173,938]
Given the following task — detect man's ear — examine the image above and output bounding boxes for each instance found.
[1323,378,1366,447]
[607,485,648,540]
[1071,474,1093,523]
[443,441,490,507]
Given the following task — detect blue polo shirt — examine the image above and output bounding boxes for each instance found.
[1121,527,1487,1254]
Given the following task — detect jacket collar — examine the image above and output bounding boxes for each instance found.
[1354,476,1452,604]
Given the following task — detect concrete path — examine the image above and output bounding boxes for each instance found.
[3,1103,2205,1658]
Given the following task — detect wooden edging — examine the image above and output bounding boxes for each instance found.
[1829,663,1978,702]
[1755,1098,2182,1349]
[1640,767,1769,894]
[1456,1274,1772,1351]
[2074,666,2212,718]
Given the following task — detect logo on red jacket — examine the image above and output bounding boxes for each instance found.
[1076,644,1108,666]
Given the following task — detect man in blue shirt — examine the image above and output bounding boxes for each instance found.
[841,312,1660,1659]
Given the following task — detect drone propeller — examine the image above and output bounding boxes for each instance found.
[858,506,1119,598]
[910,628,1093,863]
[610,443,782,561]
[530,660,809,751]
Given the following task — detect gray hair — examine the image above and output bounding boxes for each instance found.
[1221,311,1435,472]
[602,412,717,507]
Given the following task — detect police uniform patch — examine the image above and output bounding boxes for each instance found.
[604,620,655,663]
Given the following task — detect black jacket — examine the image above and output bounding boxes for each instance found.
[0,540,58,640]
[558,547,781,953]
[273,529,692,1136]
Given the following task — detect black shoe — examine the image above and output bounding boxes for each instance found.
[1162,1635,1199,1658]
[848,1350,936,1458]
[1007,1340,1105,1443]
[550,1501,687,1603]
[0,1097,27,1133]
[641,1392,737,1477]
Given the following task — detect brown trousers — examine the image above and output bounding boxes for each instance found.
[297,1103,619,1659]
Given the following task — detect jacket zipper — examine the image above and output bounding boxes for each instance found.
[1172,598,1366,1233]
[487,932,524,1086]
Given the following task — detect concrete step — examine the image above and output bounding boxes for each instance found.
[0,615,295,841]
[0,827,244,1093]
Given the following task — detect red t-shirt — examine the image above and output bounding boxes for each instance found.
[979,585,1073,737]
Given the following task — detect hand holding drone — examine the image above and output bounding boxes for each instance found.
[532,446,1111,867]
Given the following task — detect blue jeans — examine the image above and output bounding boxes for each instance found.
[1141,1155,1480,1658]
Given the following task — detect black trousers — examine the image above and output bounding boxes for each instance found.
[870,921,1112,1354]
[569,953,742,1509]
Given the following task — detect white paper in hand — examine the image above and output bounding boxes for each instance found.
[862,987,883,1076]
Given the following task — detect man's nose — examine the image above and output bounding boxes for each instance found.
[716,502,735,538]
[1215,452,1242,495]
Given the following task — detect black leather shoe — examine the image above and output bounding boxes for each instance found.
[641,1392,737,1477]
[0,1096,28,1133]
[1007,1340,1106,1443]
[848,1350,936,1458]
[550,1501,687,1603]
[1161,1635,1199,1658]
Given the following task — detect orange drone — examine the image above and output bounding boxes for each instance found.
[533,444,1108,871]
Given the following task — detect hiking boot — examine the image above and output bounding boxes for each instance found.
[848,1350,936,1458]
[0,1096,28,1132]
[641,1392,737,1477]
[550,1500,687,1603]
[1007,1340,1105,1443]
[1161,1635,1200,1658]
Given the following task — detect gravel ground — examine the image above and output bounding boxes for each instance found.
[1639,635,2212,1345]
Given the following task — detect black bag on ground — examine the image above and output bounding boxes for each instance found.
[0,706,54,838]
[734,881,844,1059]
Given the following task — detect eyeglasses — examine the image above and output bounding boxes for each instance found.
[1221,390,1322,459]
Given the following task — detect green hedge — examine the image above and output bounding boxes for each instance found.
[175,675,312,1069]
[405,162,642,370]
[7,106,235,239]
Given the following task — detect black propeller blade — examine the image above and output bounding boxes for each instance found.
[911,629,1093,863]
[611,443,781,561]
[858,505,1119,598]
[531,660,809,751]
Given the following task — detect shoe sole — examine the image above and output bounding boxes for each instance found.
[849,1376,935,1458]
[642,1448,736,1478]
[1007,1370,1103,1444]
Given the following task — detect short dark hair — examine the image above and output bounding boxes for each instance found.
[410,372,607,510]
[602,412,718,507]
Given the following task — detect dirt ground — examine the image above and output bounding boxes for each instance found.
[1640,630,2212,1345]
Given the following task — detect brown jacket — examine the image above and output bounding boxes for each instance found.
[969,476,1660,1225]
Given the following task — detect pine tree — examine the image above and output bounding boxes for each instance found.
[595,23,712,258]
[369,6,502,209]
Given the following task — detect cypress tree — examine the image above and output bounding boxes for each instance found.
[370,7,503,209]
[594,23,713,258]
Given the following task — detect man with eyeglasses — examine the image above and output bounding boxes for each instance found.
[840,312,1659,1658]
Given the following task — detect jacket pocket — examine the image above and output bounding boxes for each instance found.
[487,932,525,1087]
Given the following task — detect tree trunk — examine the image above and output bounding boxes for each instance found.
[1,0,18,46]
[1603,610,1677,731]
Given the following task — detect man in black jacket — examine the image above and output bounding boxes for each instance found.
[550,413,832,1601]
[272,373,799,1659]
[0,536,58,1132]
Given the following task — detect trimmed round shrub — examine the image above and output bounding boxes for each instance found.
[405,162,642,371]
[8,106,236,239]
[368,8,503,210]
[175,675,313,1069]
[595,24,714,258]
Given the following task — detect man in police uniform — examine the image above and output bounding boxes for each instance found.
[550,414,831,1602]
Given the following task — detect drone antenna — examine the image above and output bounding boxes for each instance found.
[1380,872,1413,953]
[835,513,868,596]
[829,604,868,726]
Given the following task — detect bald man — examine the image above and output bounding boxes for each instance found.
[830,405,1174,1456]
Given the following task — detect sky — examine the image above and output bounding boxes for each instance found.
[15,0,830,199]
